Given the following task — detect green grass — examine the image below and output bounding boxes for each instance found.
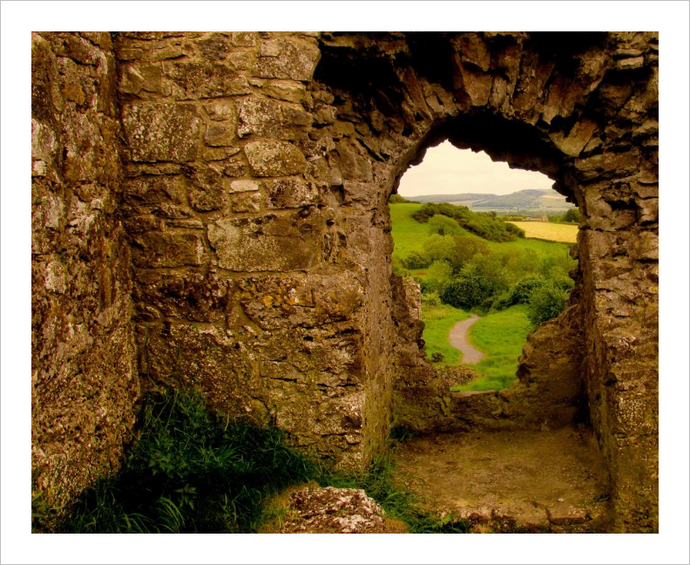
[37,389,468,534]
[319,454,470,533]
[453,305,532,391]
[421,303,472,365]
[390,202,573,259]
[390,202,432,259]
[45,390,317,533]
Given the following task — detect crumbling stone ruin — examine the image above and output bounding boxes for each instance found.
[32,31,658,531]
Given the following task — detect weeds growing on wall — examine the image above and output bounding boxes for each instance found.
[38,390,467,533]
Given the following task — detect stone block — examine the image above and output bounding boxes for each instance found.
[263,80,306,103]
[229,179,261,193]
[230,32,258,47]
[253,38,321,81]
[549,119,598,158]
[628,231,658,262]
[342,181,379,207]
[616,56,645,71]
[237,96,311,139]
[223,158,248,178]
[123,175,186,205]
[338,142,373,182]
[119,63,163,95]
[133,270,229,322]
[204,122,236,146]
[122,102,200,162]
[230,191,263,213]
[266,179,319,208]
[244,140,307,177]
[207,210,322,271]
[198,34,230,60]
[164,61,251,98]
[131,231,207,268]
[574,152,639,181]
[203,99,237,122]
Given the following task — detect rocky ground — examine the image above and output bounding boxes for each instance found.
[260,483,407,533]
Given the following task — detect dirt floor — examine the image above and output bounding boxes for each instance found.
[392,427,610,532]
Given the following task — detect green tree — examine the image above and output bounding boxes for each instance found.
[422,234,457,264]
[441,268,496,310]
[527,283,569,328]
[426,260,454,294]
[428,214,462,236]
[561,208,581,223]
[401,251,430,269]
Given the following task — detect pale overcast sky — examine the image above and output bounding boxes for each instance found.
[397,141,554,197]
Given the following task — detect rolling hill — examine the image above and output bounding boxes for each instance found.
[407,189,574,212]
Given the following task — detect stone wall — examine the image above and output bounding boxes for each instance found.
[31,32,139,515]
[31,31,658,530]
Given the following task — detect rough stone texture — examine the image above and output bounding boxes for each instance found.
[31,32,139,519]
[262,484,406,533]
[32,31,658,532]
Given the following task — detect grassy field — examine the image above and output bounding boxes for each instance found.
[507,221,578,243]
[390,203,573,259]
[390,202,436,259]
[453,305,532,391]
[421,303,472,365]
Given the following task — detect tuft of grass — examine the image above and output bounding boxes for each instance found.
[421,303,472,365]
[318,453,470,533]
[57,390,317,533]
[453,305,532,391]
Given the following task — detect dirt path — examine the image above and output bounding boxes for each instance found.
[449,315,484,364]
[392,429,609,532]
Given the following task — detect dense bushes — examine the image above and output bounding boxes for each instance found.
[526,282,570,328]
[412,202,525,242]
[441,270,497,310]
[400,250,431,269]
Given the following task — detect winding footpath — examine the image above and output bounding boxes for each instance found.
[448,314,484,364]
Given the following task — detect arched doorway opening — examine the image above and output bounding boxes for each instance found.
[390,140,579,392]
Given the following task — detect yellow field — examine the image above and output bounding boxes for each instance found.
[508,221,578,243]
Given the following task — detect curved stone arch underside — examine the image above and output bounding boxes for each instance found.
[31,31,658,531]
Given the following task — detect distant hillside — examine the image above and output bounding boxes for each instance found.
[408,189,574,211]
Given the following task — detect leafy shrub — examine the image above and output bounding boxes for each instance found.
[506,222,525,238]
[561,208,581,223]
[422,234,489,274]
[401,251,431,270]
[441,270,497,310]
[465,253,510,295]
[425,260,453,294]
[506,277,549,306]
[421,292,441,307]
[527,283,569,328]
[428,214,462,236]
[412,203,520,242]
[388,193,410,203]
[430,352,445,363]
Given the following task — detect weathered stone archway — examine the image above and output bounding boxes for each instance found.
[32,31,658,531]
